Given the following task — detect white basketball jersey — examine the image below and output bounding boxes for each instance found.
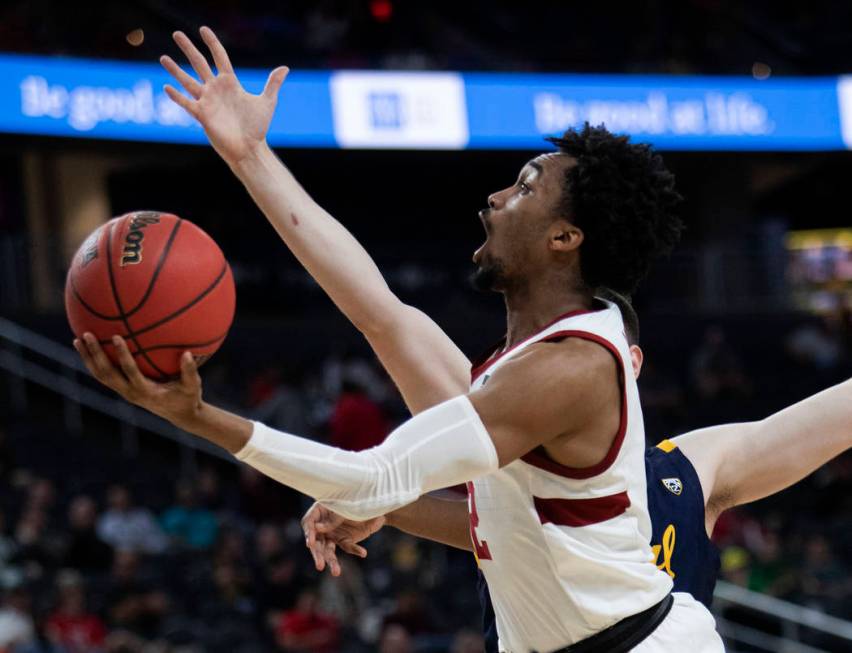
[468,301,672,653]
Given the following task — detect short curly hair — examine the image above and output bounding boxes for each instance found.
[546,123,683,294]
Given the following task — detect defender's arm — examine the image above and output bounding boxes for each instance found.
[385,493,473,551]
[674,378,852,533]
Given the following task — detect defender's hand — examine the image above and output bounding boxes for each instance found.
[160,26,289,166]
[74,333,203,429]
[302,503,386,577]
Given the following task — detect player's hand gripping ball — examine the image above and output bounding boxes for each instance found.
[65,211,236,379]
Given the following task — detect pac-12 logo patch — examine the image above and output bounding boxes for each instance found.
[661,478,683,495]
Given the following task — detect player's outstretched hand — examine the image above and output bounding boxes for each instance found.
[160,26,288,166]
[74,333,202,429]
[301,503,386,577]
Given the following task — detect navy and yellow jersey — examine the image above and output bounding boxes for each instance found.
[479,440,721,653]
[646,439,720,607]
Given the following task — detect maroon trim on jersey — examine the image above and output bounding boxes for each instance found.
[534,491,630,527]
[469,304,607,384]
[520,330,628,479]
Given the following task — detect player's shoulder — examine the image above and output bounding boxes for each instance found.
[485,338,616,398]
[645,439,702,497]
[519,335,616,373]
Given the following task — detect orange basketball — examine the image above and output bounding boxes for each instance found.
[65,211,236,380]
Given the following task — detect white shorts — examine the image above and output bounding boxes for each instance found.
[632,592,724,652]
[497,592,723,652]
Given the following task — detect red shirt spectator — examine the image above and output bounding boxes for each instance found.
[275,589,339,653]
[329,383,389,451]
[46,613,106,652]
[46,571,106,653]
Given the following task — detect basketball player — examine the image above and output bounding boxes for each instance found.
[300,295,852,652]
[77,28,722,651]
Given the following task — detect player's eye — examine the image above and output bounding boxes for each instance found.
[518,181,531,195]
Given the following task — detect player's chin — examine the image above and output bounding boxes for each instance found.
[469,262,504,293]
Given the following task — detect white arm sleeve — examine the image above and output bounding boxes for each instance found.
[234,395,499,520]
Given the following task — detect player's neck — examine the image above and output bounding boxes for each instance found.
[502,282,594,349]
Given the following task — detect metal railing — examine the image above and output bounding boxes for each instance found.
[713,579,852,652]
[0,316,228,469]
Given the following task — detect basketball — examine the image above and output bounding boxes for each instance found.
[64,211,236,380]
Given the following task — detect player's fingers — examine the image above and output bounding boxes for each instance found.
[112,336,148,388]
[180,352,201,390]
[173,31,215,81]
[262,66,289,102]
[339,540,368,558]
[314,520,334,534]
[308,539,325,572]
[199,26,234,75]
[74,338,99,377]
[164,85,198,118]
[82,333,129,393]
[159,55,203,98]
[323,540,341,577]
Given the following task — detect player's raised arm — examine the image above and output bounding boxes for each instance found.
[674,377,852,532]
[160,27,470,413]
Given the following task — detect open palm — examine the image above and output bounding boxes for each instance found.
[160,26,288,165]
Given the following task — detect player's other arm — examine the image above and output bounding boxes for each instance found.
[77,336,604,520]
[302,496,472,575]
[674,377,852,531]
[160,28,469,413]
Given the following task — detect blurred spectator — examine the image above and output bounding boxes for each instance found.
[45,570,106,653]
[690,326,751,401]
[786,315,845,371]
[382,590,436,638]
[214,529,247,568]
[798,535,848,613]
[255,552,306,617]
[25,479,56,516]
[329,380,390,451]
[254,523,286,565]
[377,624,413,653]
[197,466,226,511]
[62,496,112,573]
[451,628,486,653]
[747,530,795,599]
[14,506,58,578]
[160,480,219,551]
[275,588,340,653]
[97,486,167,555]
[237,467,302,524]
[0,582,34,650]
[720,546,751,588]
[101,550,169,639]
[196,563,260,652]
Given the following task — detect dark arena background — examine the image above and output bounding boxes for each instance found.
[1,2,851,652]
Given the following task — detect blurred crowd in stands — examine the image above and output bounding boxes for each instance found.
[0,304,851,652]
[2,1,852,76]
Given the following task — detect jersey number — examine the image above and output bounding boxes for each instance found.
[467,481,492,561]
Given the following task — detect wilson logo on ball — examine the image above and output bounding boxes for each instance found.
[121,214,161,266]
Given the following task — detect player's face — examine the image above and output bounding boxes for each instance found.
[472,153,575,292]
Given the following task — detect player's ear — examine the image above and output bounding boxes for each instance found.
[548,220,583,253]
[629,345,643,379]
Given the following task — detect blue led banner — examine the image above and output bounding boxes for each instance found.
[1,53,850,151]
[0,54,335,147]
